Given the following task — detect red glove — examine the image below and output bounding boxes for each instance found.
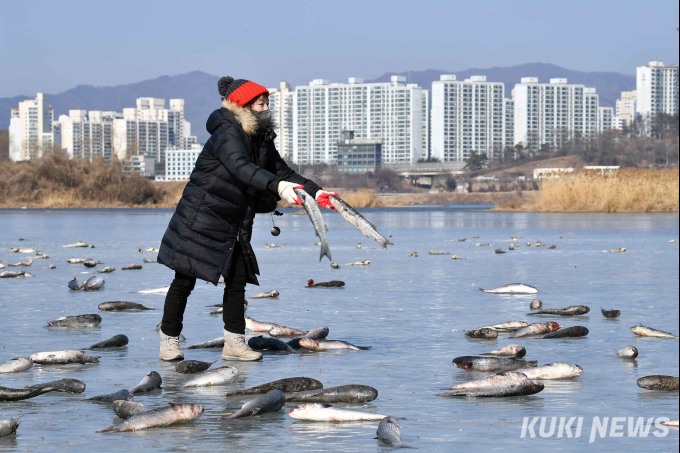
[315,191,338,210]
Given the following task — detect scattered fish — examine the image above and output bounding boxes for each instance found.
[122,264,143,271]
[98,301,154,311]
[10,248,38,254]
[438,372,544,398]
[97,403,204,433]
[637,376,679,391]
[631,325,679,339]
[0,358,33,374]
[511,322,562,338]
[295,188,332,262]
[175,360,216,374]
[0,271,34,279]
[250,290,280,299]
[44,264,57,270]
[465,328,498,340]
[516,363,584,380]
[548,245,557,249]
[329,195,393,249]
[143,258,157,264]
[112,401,147,420]
[451,255,468,260]
[146,248,160,253]
[9,258,33,267]
[85,335,129,350]
[269,326,308,337]
[530,300,543,310]
[46,314,102,328]
[617,346,639,359]
[186,337,225,349]
[130,371,163,394]
[0,418,20,438]
[224,390,286,420]
[479,321,529,332]
[377,416,409,448]
[542,326,589,338]
[408,252,419,258]
[265,243,286,248]
[83,259,98,268]
[288,327,331,349]
[0,386,62,402]
[226,377,322,397]
[495,249,506,254]
[299,339,371,352]
[286,385,378,403]
[30,350,100,365]
[346,260,371,266]
[86,389,134,404]
[331,263,340,269]
[63,242,88,248]
[289,404,387,422]
[527,305,591,316]
[84,276,105,291]
[67,258,89,264]
[248,336,296,353]
[601,308,621,319]
[480,284,539,295]
[452,356,537,372]
[602,248,627,253]
[245,316,280,333]
[662,420,679,427]
[181,366,240,388]
[509,244,518,251]
[481,344,527,358]
[306,279,345,288]
[428,251,450,256]
[84,267,116,274]
[68,277,85,290]
[476,243,491,247]
[25,379,86,394]
[0,264,4,270]
[446,238,467,242]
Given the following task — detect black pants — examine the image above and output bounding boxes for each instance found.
[161,244,248,336]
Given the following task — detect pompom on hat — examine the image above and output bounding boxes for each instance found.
[218,76,269,107]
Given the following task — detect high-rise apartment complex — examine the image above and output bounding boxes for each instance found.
[514,78,600,150]
[431,75,506,162]
[165,143,203,181]
[636,61,679,118]
[504,98,515,150]
[268,81,294,161]
[598,107,614,133]
[60,110,118,161]
[293,76,427,165]
[8,93,55,162]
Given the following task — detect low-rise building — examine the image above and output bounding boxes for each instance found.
[124,155,156,178]
[164,143,203,181]
[336,131,382,174]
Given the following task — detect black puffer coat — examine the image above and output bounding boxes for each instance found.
[158,101,321,285]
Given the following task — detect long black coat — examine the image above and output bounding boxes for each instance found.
[158,101,321,285]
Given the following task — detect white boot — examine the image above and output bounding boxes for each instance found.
[159,330,184,361]
[222,330,262,362]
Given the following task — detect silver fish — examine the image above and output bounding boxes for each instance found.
[329,195,393,249]
[85,335,129,350]
[438,372,545,398]
[527,305,591,316]
[481,344,527,358]
[1,271,34,279]
[63,242,89,248]
[479,321,529,332]
[617,346,638,358]
[84,276,105,291]
[186,337,225,349]
[68,277,85,290]
[137,287,169,295]
[98,301,154,311]
[97,403,204,433]
[288,403,386,422]
[10,248,37,253]
[181,366,240,388]
[480,284,539,295]
[295,188,331,262]
[516,363,584,380]
[25,379,86,394]
[452,356,537,372]
[224,390,286,419]
[269,326,308,337]
[0,358,33,374]
[377,417,409,448]
[0,418,20,438]
[130,371,162,394]
[122,264,143,271]
[112,401,147,420]
[87,389,134,403]
[299,339,371,352]
[245,316,280,333]
[29,350,100,365]
[250,290,280,299]
[631,325,679,339]
[46,314,102,328]
[84,267,116,274]
[286,385,378,403]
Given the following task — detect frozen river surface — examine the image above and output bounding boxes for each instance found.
[0,207,678,452]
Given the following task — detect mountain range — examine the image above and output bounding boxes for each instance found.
[0,63,635,143]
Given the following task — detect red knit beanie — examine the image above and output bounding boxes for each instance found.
[218,76,269,107]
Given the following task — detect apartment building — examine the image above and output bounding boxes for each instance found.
[112,98,196,162]
[514,78,600,150]
[598,107,614,133]
[59,110,119,161]
[293,76,427,165]
[636,61,679,118]
[8,93,55,162]
[164,143,203,181]
[431,75,506,162]
[504,98,515,151]
[268,81,295,161]
[614,90,637,128]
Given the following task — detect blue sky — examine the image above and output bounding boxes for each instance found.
[0,0,677,97]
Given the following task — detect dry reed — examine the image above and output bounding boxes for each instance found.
[520,167,679,213]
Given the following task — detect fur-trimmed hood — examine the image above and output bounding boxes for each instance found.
[221,100,259,135]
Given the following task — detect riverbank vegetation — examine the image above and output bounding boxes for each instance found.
[501,167,679,213]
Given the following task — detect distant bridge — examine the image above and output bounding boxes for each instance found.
[382,162,466,177]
